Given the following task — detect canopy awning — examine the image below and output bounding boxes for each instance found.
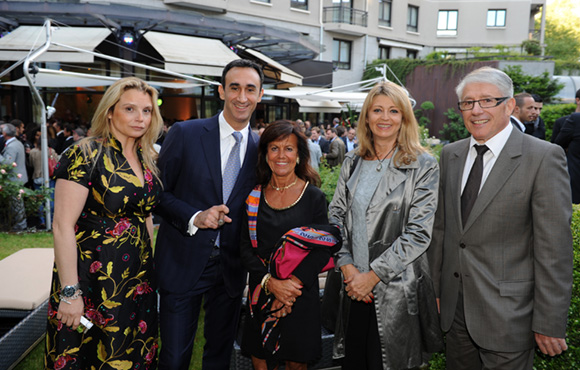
[265,86,368,103]
[142,31,239,77]
[241,47,303,86]
[0,26,111,63]
[296,99,342,113]
[378,38,423,51]
[1,68,208,89]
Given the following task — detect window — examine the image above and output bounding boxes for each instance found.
[333,39,351,70]
[379,0,392,27]
[487,9,506,27]
[333,0,351,5]
[437,10,458,36]
[407,5,419,32]
[407,50,418,59]
[291,0,308,11]
[379,45,390,60]
[253,0,271,3]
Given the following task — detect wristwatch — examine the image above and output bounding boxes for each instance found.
[61,283,80,298]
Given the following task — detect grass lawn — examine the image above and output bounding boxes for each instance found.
[0,230,206,370]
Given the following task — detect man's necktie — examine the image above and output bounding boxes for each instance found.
[461,145,489,226]
[215,132,242,250]
[222,131,242,204]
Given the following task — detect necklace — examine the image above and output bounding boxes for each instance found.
[375,144,397,172]
[270,177,298,191]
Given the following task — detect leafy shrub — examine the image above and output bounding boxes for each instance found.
[542,104,576,141]
[504,65,565,103]
[415,101,435,127]
[438,108,469,143]
[0,162,52,231]
[319,158,341,204]
[522,39,542,56]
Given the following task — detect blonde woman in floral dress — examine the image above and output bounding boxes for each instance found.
[45,77,163,369]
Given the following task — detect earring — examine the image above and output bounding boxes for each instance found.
[265,157,269,163]
[296,157,300,165]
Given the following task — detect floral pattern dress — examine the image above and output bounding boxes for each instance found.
[45,137,160,370]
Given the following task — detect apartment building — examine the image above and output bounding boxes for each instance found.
[0,0,545,123]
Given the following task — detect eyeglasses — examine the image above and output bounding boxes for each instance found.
[457,97,509,111]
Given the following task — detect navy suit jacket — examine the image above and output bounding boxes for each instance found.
[155,115,259,296]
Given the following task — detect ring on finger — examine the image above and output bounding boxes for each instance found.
[218,219,224,226]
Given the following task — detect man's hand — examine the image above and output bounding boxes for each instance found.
[535,333,568,356]
[194,205,231,229]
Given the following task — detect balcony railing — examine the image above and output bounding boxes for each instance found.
[323,6,368,27]
[529,28,541,41]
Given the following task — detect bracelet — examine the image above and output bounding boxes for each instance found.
[59,289,83,305]
[261,273,272,295]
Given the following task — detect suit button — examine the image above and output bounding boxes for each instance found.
[454,272,459,278]
[460,243,466,249]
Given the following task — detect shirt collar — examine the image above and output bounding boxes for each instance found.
[469,122,512,157]
[218,111,249,140]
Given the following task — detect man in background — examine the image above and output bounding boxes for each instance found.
[0,123,28,230]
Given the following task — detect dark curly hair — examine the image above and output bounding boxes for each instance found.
[256,120,320,188]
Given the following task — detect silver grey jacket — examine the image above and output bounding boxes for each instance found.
[328,150,440,369]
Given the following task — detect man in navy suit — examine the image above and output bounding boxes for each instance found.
[155,59,264,370]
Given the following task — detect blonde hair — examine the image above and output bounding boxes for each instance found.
[79,77,163,178]
[356,81,426,167]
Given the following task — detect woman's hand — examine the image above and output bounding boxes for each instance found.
[344,269,380,303]
[270,298,292,318]
[267,275,302,307]
[56,298,84,331]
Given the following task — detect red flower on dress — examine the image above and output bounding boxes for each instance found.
[85,308,113,327]
[54,355,75,370]
[138,320,147,334]
[145,342,158,364]
[89,261,102,273]
[144,168,154,192]
[106,218,131,237]
[54,355,67,370]
[133,282,153,300]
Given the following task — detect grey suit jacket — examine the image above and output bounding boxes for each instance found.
[429,128,573,352]
[1,138,28,184]
[326,137,345,167]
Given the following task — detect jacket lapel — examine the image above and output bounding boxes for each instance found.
[200,118,223,200]
[462,130,522,232]
[449,141,470,232]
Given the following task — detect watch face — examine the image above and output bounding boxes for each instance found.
[62,286,77,297]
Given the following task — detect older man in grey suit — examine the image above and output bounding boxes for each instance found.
[1,123,28,230]
[429,67,573,370]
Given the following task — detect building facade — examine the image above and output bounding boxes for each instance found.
[0,0,546,125]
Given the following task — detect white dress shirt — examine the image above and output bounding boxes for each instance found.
[461,123,513,194]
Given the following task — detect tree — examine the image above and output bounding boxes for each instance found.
[503,65,564,103]
[541,0,580,61]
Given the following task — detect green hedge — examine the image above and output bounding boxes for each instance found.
[429,204,580,369]
[543,104,576,142]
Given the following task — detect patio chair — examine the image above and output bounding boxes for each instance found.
[0,248,54,370]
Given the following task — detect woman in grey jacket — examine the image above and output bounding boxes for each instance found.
[328,81,442,370]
